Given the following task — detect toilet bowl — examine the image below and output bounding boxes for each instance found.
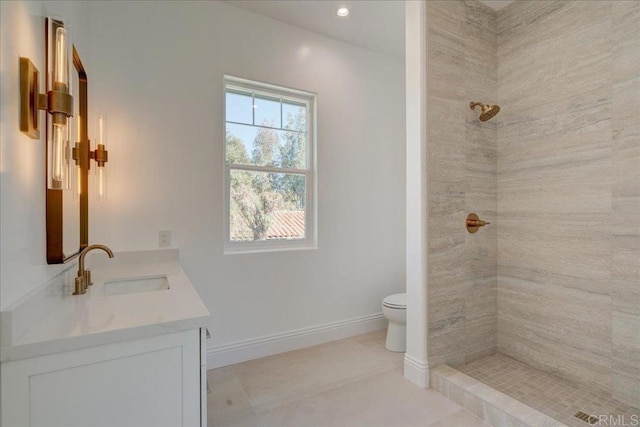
[381,293,406,352]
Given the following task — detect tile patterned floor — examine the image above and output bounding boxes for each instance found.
[207,331,490,427]
[459,354,640,427]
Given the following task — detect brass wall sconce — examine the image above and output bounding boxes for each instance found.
[92,114,109,201]
[19,17,110,263]
[74,113,110,200]
[20,18,73,190]
[20,17,83,264]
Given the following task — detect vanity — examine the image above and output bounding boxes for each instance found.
[5,15,212,427]
[0,249,210,427]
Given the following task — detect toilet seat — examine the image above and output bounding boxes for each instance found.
[382,293,406,309]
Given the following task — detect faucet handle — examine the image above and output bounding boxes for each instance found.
[73,276,86,295]
[84,270,93,286]
[466,213,491,233]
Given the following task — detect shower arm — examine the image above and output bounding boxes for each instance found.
[470,102,488,112]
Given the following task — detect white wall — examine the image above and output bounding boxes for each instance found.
[0,1,89,310]
[82,1,405,360]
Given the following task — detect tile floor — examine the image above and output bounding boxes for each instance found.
[207,331,490,427]
[459,354,640,427]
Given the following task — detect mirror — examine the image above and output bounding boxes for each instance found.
[46,43,88,263]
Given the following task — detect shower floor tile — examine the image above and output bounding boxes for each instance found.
[459,354,639,427]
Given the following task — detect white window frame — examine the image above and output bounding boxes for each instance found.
[223,75,317,254]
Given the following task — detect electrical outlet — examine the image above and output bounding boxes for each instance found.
[158,230,171,248]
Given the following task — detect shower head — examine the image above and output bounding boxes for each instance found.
[470,101,500,122]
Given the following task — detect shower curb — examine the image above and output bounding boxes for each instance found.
[430,364,569,427]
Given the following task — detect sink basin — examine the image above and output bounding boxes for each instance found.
[100,275,170,296]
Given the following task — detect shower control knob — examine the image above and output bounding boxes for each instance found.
[466,213,490,233]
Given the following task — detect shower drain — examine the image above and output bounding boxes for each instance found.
[574,411,598,424]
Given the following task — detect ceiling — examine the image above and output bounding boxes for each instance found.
[223,1,406,60]
[223,1,515,61]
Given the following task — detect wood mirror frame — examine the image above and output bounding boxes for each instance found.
[46,45,89,264]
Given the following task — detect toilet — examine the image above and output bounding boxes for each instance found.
[381,293,406,352]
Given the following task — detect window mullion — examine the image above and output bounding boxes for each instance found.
[228,164,308,175]
[225,120,306,134]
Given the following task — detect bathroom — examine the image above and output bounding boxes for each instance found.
[0,0,638,426]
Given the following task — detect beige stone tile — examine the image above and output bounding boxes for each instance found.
[213,413,263,427]
[494,0,638,404]
[498,2,611,101]
[497,6,615,399]
[497,1,562,35]
[497,216,611,283]
[232,336,398,409]
[497,323,612,393]
[258,369,462,427]
[425,0,639,412]
[464,316,497,364]
[431,371,467,405]
[463,391,486,420]
[612,235,640,283]
[428,98,467,154]
[457,354,635,426]
[497,277,612,381]
[209,333,480,426]
[464,277,497,322]
[428,409,491,427]
[611,0,640,408]
[426,0,498,373]
[463,232,497,278]
[612,195,640,237]
[429,323,467,368]
[612,311,640,380]
[207,367,255,426]
[351,330,404,368]
[612,0,640,82]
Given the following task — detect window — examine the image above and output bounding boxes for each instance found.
[224,76,316,253]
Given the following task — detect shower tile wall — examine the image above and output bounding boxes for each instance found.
[496,0,640,407]
[611,0,640,408]
[426,0,498,368]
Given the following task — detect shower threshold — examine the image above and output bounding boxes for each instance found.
[431,354,639,427]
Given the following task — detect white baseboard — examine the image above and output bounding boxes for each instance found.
[207,313,386,369]
[404,353,429,388]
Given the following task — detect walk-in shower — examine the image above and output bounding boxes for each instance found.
[423,0,640,426]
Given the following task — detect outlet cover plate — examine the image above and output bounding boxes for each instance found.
[159,230,171,248]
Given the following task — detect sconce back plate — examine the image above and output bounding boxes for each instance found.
[19,57,41,139]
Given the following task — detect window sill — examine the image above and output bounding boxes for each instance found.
[223,242,318,255]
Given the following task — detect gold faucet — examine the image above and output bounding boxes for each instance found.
[73,244,114,295]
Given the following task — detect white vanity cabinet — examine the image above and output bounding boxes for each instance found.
[0,250,210,427]
[1,327,208,427]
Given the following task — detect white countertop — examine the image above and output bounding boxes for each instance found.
[0,249,209,362]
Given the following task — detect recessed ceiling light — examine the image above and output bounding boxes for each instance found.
[337,7,349,17]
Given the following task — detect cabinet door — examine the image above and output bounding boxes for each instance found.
[2,330,200,427]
